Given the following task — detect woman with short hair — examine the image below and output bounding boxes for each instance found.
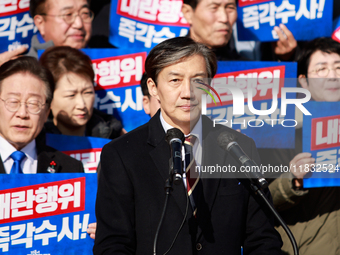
[40,46,125,138]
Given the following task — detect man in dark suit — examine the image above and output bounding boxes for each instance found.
[0,56,83,174]
[94,37,282,254]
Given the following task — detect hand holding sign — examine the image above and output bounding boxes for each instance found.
[290,152,315,189]
[237,0,332,42]
[0,45,27,66]
[87,222,97,239]
[272,24,297,61]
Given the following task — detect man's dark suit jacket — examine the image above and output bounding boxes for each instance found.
[0,133,84,174]
[94,110,282,255]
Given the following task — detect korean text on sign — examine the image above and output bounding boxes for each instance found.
[311,115,340,170]
[0,213,89,252]
[0,0,37,52]
[0,0,30,17]
[210,65,285,107]
[117,0,188,25]
[110,0,189,49]
[242,0,326,31]
[0,178,85,224]
[64,149,102,173]
[118,17,187,48]
[92,52,146,90]
[237,0,332,41]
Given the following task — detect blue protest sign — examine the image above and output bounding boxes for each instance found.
[302,102,340,188]
[0,173,96,254]
[237,0,333,41]
[109,0,189,49]
[46,134,111,173]
[0,2,36,53]
[204,61,297,148]
[332,16,340,43]
[82,48,151,132]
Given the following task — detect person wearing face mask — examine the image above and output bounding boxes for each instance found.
[39,46,124,139]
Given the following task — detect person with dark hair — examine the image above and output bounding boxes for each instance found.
[39,46,124,138]
[181,0,240,60]
[0,56,84,174]
[94,37,282,255]
[181,0,298,61]
[297,37,340,103]
[140,73,160,117]
[267,37,340,255]
[0,0,93,66]
[26,0,93,58]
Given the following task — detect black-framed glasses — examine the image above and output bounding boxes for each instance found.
[308,65,340,77]
[39,9,94,24]
[0,98,46,114]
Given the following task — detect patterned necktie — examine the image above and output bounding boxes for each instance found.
[184,135,202,216]
[10,151,26,174]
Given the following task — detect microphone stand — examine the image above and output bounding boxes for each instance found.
[153,160,173,255]
[153,155,182,255]
[153,159,189,255]
[250,183,299,255]
[154,128,187,255]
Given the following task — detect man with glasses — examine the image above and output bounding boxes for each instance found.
[26,0,93,58]
[0,56,84,174]
[298,39,340,102]
[267,37,340,255]
[0,0,93,65]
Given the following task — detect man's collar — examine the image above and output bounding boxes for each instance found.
[159,111,202,144]
[0,135,16,162]
[0,135,36,163]
[22,140,37,163]
[36,32,46,44]
[160,111,174,134]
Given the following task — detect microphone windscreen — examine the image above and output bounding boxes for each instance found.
[217,132,237,151]
[165,128,185,144]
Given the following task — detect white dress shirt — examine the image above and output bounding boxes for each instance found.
[0,135,38,174]
[160,112,202,188]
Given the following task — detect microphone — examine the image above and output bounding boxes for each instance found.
[217,132,268,189]
[165,128,185,185]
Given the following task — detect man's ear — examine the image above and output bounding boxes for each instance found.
[142,96,151,115]
[147,78,159,101]
[34,15,46,37]
[298,74,308,89]
[43,108,50,123]
[182,4,194,25]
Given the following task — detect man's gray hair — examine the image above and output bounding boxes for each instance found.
[0,56,54,105]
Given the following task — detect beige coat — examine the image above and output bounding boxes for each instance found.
[269,172,340,255]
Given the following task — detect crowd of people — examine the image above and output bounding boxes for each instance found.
[0,0,340,254]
